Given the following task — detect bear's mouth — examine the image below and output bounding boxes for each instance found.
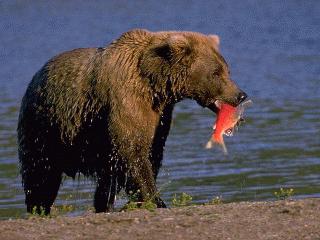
[209,98,250,128]
[207,98,244,115]
[207,99,226,114]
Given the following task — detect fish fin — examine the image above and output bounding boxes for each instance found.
[221,141,228,155]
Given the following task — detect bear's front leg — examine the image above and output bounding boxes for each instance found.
[94,169,118,213]
[125,157,166,208]
[110,102,167,208]
[116,135,166,208]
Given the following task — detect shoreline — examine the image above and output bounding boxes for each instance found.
[1,198,320,240]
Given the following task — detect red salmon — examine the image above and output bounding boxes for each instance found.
[206,100,251,154]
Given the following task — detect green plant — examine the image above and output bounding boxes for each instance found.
[206,196,223,205]
[127,190,140,202]
[122,190,157,212]
[171,192,193,207]
[123,200,157,211]
[60,204,75,213]
[274,188,294,200]
[50,193,76,216]
[29,206,47,218]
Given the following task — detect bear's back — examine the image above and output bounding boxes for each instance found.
[19,47,105,141]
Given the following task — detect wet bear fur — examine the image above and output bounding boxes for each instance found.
[17,29,245,214]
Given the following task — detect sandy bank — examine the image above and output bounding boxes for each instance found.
[1,198,319,240]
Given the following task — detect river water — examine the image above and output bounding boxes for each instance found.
[0,0,319,218]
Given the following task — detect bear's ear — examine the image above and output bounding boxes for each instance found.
[139,34,191,82]
[152,35,191,63]
[208,34,220,51]
[152,43,172,62]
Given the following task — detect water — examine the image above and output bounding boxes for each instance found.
[0,0,319,219]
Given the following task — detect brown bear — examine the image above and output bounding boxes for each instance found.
[17,29,247,214]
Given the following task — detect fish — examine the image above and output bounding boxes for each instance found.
[205,100,252,154]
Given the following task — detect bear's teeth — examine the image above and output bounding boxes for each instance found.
[214,100,221,109]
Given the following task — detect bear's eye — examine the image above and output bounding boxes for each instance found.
[212,71,219,77]
[212,65,222,77]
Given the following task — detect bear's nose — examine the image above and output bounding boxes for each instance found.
[237,91,247,104]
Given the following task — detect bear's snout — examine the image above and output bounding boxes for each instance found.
[236,91,247,104]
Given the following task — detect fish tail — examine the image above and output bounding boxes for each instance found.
[205,138,228,154]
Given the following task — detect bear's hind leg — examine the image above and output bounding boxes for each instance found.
[22,165,62,215]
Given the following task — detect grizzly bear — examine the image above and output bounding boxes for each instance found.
[17,29,247,214]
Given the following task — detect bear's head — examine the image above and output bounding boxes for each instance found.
[139,30,247,113]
